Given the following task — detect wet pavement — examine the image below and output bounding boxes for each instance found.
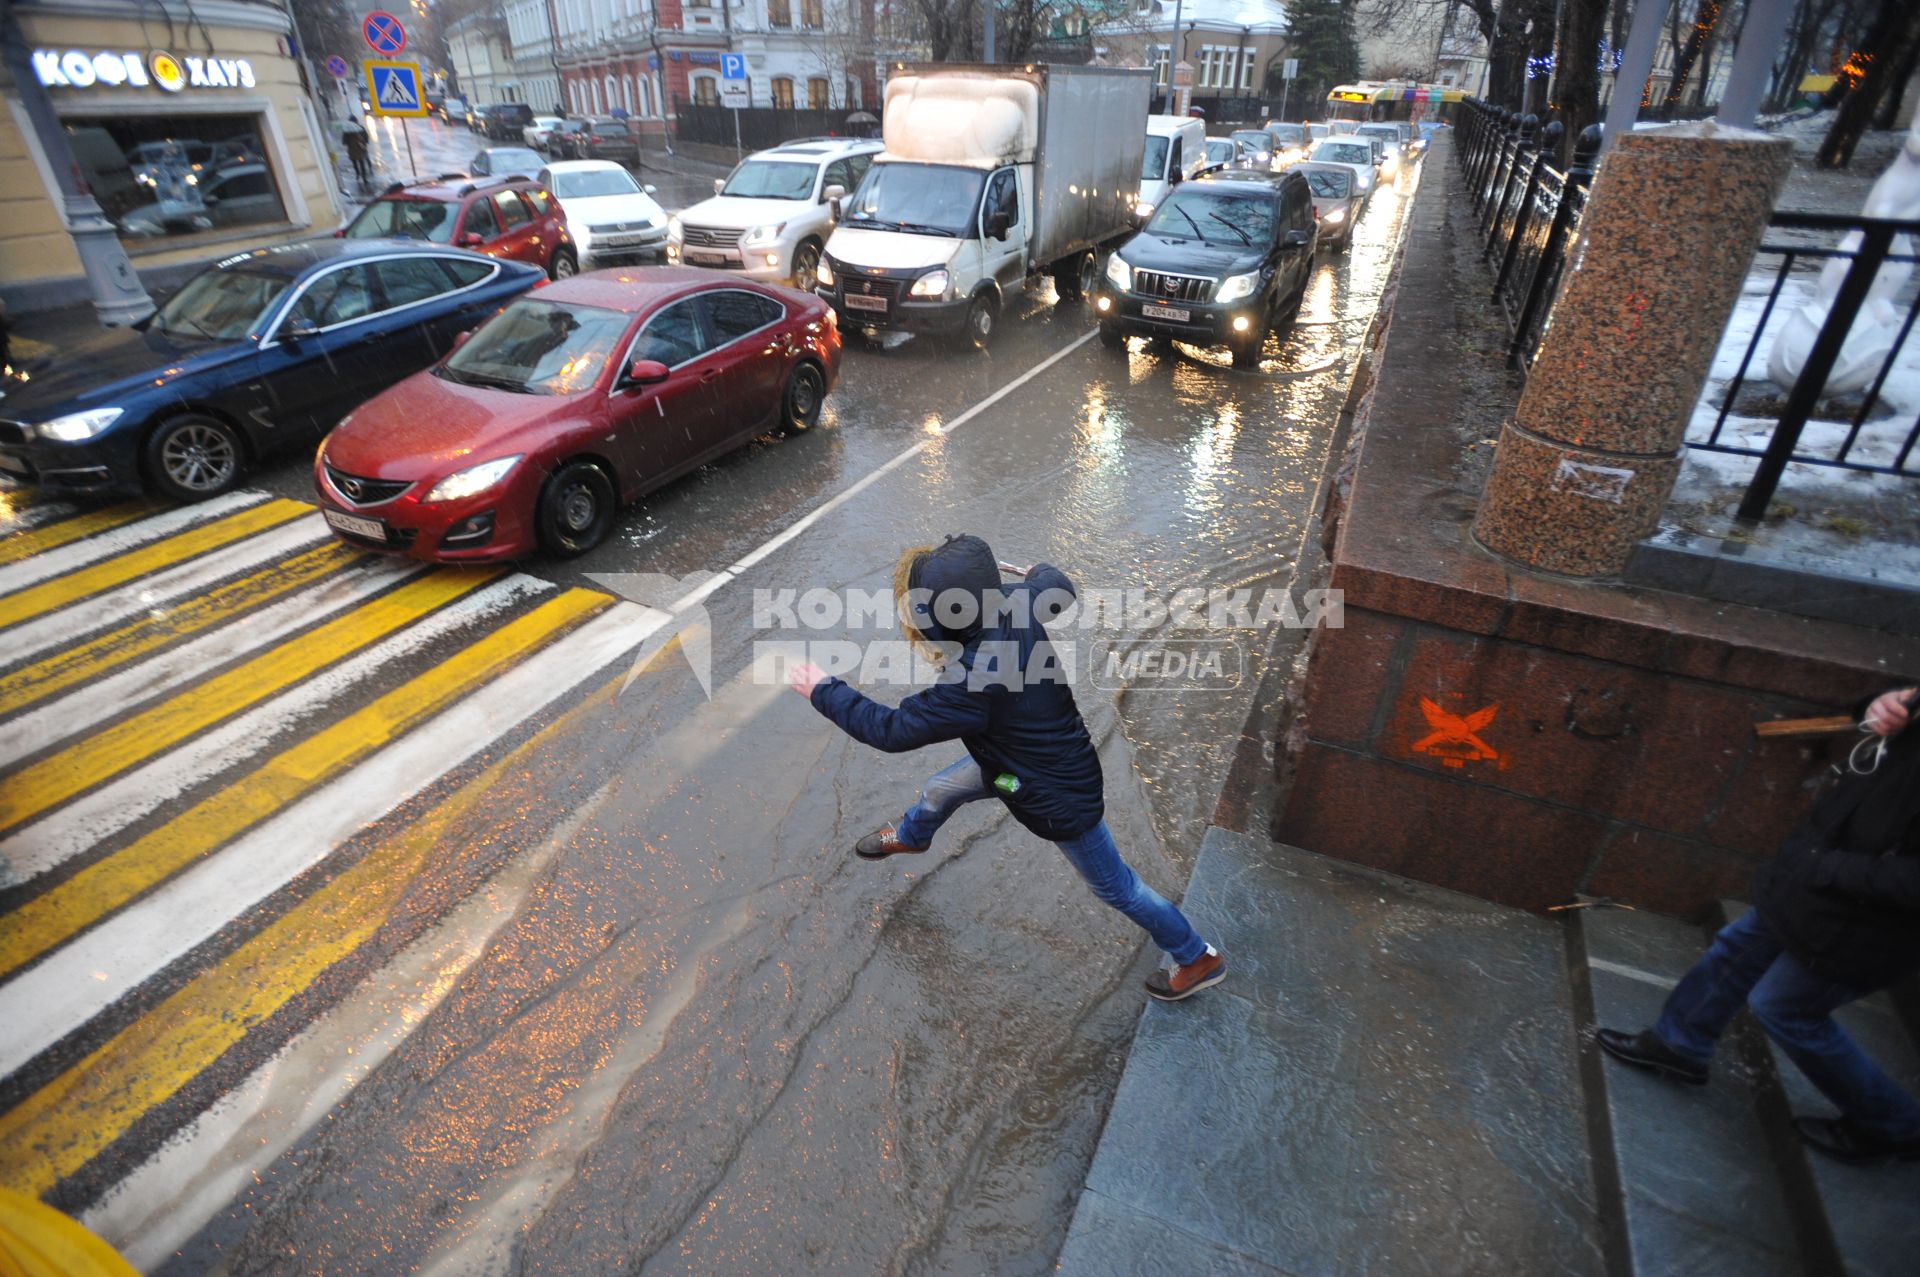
[1,160,1424,1272]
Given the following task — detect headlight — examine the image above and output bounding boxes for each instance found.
[1133,200,1154,220]
[1216,272,1260,304]
[816,258,835,287]
[667,215,682,240]
[1105,254,1132,290]
[741,222,785,247]
[908,268,948,299]
[424,455,521,503]
[1322,207,1347,225]
[35,407,123,442]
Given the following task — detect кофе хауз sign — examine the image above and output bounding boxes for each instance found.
[31,49,257,92]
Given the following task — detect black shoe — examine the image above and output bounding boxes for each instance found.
[853,825,928,860]
[1596,1027,1710,1085]
[1794,1115,1920,1165]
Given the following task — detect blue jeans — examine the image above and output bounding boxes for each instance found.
[895,756,1209,966]
[1655,908,1920,1141]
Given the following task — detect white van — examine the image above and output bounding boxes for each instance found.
[1136,114,1206,222]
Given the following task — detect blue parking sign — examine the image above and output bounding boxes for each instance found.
[365,59,428,117]
[721,52,746,80]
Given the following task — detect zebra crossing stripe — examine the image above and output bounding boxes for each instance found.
[0,502,152,566]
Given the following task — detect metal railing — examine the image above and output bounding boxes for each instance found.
[1455,97,1599,371]
[1690,211,1920,518]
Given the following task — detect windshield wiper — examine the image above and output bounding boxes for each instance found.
[443,366,532,393]
[1207,212,1252,246]
[161,314,219,341]
[893,222,956,237]
[1169,206,1204,241]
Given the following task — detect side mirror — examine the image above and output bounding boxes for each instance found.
[459,231,485,248]
[624,358,670,386]
[451,328,475,350]
[986,210,1011,241]
[643,183,658,194]
[281,315,317,343]
[821,183,846,206]
[1283,228,1312,249]
[713,177,725,195]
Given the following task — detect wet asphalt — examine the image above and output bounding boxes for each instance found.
[155,153,1423,1274]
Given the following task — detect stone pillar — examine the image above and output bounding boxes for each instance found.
[1472,122,1793,576]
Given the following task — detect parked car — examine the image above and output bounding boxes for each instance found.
[342,175,578,279]
[468,145,545,178]
[1202,136,1247,174]
[438,96,469,126]
[0,242,541,500]
[483,102,536,140]
[1137,113,1207,221]
[1305,137,1378,199]
[1354,123,1405,177]
[539,161,668,266]
[314,269,841,561]
[1264,121,1310,166]
[1230,129,1278,170]
[543,117,587,154]
[551,115,642,165]
[1095,168,1317,368]
[671,136,879,293]
[1293,161,1360,250]
[523,114,565,149]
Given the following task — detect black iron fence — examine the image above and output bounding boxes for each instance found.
[1690,211,1920,518]
[1455,97,1598,371]
[672,101,863,151]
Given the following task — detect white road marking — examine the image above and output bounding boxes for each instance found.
[0,602,666,1080]
[0,492,268,598]
[0,517,330,659]
[0,501,84,535]
[0,557,423,768]
[0,575,552,890]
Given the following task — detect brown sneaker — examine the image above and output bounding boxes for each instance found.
[853,825,929,860]
[1144,945,1226,1002]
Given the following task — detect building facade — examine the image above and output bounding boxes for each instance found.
[1094,0,1291,110]
[445,15,517,106]
[1,0,343,309]
[503,0,563,115]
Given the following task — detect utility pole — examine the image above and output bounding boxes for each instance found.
[984,0,995,62]
[0,0,152,325]
[1166,0,1183,113]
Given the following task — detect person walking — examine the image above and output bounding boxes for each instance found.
[342,114,372,185]
[785,534,1226,1002]
[1598,686,1920,1164]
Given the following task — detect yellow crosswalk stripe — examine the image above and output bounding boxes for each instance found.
[0,485,58,514]
[0,541,359,716]
[0,504,151,567]
[0,641,621,1198]
[0,568,496,837]
[0,499,309,628]
[0,588,605,983]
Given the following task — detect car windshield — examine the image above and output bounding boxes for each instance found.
[1141,135,1170,180]
[552,167,641,199]
[1205,140,1234,161]
[441,299,630,396]
[1313,142,1373,167]
[1303,169,1352,197]
[1358,127,1397,145]
[845,163,984,237]
[150,267,291,341]
[1269,124,1306,144]
[1145,188,1274,246]
[721,160,816,200]
[1232,131,1270,151]
[486,148,543,174]
[346,197,458,243]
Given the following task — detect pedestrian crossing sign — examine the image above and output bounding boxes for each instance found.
[364,58,428,117]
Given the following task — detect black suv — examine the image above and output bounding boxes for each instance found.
[481,103,535,141]
[1096,169,1316,367]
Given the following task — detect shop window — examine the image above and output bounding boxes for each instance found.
[771,77,794,110]
[807,76,830,109]
[64,112,286,247]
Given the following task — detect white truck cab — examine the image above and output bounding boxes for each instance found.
[1136,114,1207,222]
[818,64,1149,348]
[667,137,881,291]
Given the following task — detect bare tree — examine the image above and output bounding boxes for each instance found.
[1818,0,1920,166]
[1554,0,1608,156]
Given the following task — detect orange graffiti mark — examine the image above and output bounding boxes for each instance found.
[1413,697,1502,768]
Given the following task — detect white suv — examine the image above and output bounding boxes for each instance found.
[667,137,881,292]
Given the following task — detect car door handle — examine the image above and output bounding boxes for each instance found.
[700,369,721,382]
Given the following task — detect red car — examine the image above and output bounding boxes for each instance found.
[341,175,578,280]
[314,268,840,561]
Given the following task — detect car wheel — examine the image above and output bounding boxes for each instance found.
[1098,322,1126,350]
[963,291,997,350]
[146,413,242,502]
[1052,251,1096,301]
[782,361,826,431]
[790,240,821,293]
[536,460,615,557]
[550,247,578,280]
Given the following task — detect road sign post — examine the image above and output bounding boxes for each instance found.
[721,52,748,159]
[1280,57,1297,123]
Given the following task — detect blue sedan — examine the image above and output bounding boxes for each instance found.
[0,241,543,501]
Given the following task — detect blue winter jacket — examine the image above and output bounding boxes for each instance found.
[808,534,1105,842]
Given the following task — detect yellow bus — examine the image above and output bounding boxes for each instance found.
[1326,81,1464,127]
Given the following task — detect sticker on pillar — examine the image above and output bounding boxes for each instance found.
[1412,697,1503,769]
[1550,458,1635,504]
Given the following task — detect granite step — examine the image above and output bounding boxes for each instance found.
[1711,902,1920,1277]
[1057,830,1607,1277]
[1569,904,1824,1276]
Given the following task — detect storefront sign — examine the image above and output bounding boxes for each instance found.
[32,48,257,92]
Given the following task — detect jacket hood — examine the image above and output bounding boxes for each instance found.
[905,534,1002,646]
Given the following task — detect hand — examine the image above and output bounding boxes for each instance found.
[786,660,828,698]
[997,560,1033,577]
[1863,688,1916,738]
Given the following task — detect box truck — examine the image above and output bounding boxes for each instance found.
[817,63,1150,347]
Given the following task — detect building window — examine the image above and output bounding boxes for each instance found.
[64,112,287,248]
[771,77,794,110]
[807,76,830,109]
[1150,45,1170,86]
[801,0,822,28]
[691,74,719,106]
[768,0,791,27]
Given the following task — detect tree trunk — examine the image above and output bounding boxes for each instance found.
[1872,32,1920,127]
[1555,0,1609,161]
[1487,0,1550,107]
[1664,0,1723,111]
[1818,0,1920,166]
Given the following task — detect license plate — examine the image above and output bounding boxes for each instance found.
[843,293,888,313]
[687,251,727,265]
[0,453,28,476]
[323,508,385,541]
[1142,303,1191,322]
